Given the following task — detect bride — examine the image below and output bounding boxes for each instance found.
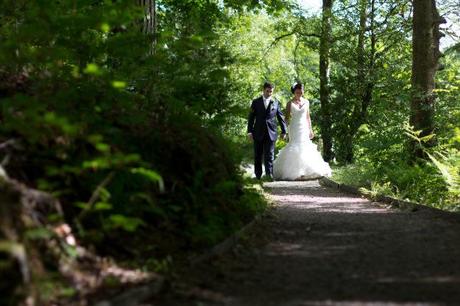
[273,82,332,180]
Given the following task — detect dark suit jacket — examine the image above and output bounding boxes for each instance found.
[247,96,287,142]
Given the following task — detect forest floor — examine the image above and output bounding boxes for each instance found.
[149,180,460,306]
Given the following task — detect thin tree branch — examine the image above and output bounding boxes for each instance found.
[293,39,302,78]
[262,30,321,60]
[77,171,116,221]
[262,31,297,58]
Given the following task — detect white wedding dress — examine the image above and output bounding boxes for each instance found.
[273,98,332,180]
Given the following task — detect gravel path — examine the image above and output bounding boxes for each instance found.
[152,181,460,306]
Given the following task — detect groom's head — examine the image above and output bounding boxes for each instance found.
[263,82,275,98]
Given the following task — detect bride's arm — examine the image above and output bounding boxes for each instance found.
[285,101,291,125]
[306,108,314,139]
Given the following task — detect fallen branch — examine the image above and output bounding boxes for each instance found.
[0,139,17,151]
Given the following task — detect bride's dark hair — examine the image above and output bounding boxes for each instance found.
[291,82,304,94]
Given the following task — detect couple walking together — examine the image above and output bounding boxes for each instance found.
[247,82,331,181]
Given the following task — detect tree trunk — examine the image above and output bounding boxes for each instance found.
[346,0,368,163]
[0,171,64,305]
[410,0,445,159]
[363,0,376,129]
[319,0,334,162]
[137,0,157,52]
[338,0,377,164]
[356,0,367,89]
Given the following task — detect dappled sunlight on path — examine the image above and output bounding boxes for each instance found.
[152,180,460,306]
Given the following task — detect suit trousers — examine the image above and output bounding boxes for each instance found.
[254,132,275,179]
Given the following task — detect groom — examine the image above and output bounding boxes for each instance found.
[247,82,287,180]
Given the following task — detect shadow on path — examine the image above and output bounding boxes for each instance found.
[153,181,460,306]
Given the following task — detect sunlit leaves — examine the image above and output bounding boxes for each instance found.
[94,202,113,211]
[82,154,141,170]
[43,112,78,135]
[107,215,145,232]
[95,143,110,153]
[428,152,460,193]
[111,80,127,89]
[131,167,165,192]
[100,22,111,33]
[0,0,277,291]
[450,128,460,146]
[83,63,103,75]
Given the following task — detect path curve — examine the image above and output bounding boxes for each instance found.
[152,181,460,306]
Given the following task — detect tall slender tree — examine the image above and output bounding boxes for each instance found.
[137,0,156,52]
[341,0,377,163]
[319,0,334,162]
[410,0,445,159]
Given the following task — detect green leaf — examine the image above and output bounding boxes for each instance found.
[100,23,110,33]
[95,143,110,152]
[75,201,88,209]
[109,214,145,232]
[358,124,370,133]
[112,80,127,89]
[131,167,165,192]
[419,133,436,143]
[25,228,54,240]
[84,63,102,75]
[94,202,113,211]
[0,241,24,258]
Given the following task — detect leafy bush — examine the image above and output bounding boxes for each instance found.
[333,126,460,211]
[0,0,269,265]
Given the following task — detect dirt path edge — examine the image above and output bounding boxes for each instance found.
[319,177,458,216]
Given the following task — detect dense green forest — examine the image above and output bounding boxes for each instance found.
[0,0,458,304]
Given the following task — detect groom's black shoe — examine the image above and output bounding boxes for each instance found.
[265,174,274,182]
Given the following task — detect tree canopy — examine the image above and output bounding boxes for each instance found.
[0,0,459,304]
